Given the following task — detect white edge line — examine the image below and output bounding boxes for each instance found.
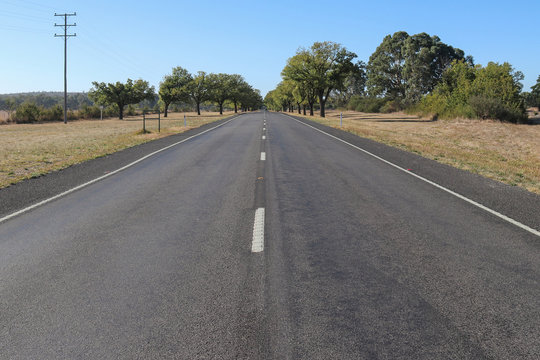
[0,116,240,224]
[251,207,265,252]
[284,114,540,238]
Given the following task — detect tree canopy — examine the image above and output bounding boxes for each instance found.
[367,31,466,104]
[282,41,357,117]
[159,67,192,117]
[528,75,540,108]
[419,60,526,122]
[187,71,208,115]
[89,79,155,119]
[206,73,234,115]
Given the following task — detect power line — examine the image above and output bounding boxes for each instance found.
[54,12,76,124]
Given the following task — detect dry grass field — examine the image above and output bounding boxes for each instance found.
[0,111,233,189]
[293,110,540,194]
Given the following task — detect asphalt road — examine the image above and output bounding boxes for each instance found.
[0,111,538,359]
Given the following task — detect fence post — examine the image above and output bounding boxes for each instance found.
[340,112,343,127]
[143,111,146,133]
[158,110,161,133]
[184,114,186,127]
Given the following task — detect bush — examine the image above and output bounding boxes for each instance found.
[380,99,403,113]
[348,96,387,113]
[39,104,64,122]
[126,104,136,116]
[469,95,503,120]
[79,104,102,119]
[469,95,527,123]
[67,110,78,120]
[13,102,41,123]
[414,60,526,123]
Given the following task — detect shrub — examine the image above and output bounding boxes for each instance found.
[13,102,41,123]
[79,104,102,119]
[469,95,503,120]
[469,95,527,123]
[39,104,64,122]
[126,104,136,116]
[67,110,78,120]
[413,60,526,122]
[380,99,403,113]
[348,96,387,113]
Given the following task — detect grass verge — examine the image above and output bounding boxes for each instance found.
[0,111,234,189]
[290,110,540,194]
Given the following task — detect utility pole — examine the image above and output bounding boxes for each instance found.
[54,12,76,124]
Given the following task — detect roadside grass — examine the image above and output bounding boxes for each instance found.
[290,110,540,194]
[0,111,234,189]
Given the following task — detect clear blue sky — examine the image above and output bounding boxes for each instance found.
[1,0,539,96]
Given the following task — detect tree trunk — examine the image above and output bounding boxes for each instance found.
[303,104,306,115]
[164,102,169,117]
[234,101,238,113]
[297,102,301,114]
[196,101,201,115]
[219,102,223,115]
[319,94,326,117]
[309,102,314,116]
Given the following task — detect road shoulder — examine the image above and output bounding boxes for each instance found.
[285,113,540,234]
[0,114,241,220]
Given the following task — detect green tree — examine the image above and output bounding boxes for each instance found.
[273,81,295,112]
[159,67,192,117]
[419,60,526,122]
[367,31,465,103]
[264,90,280,111]
[292,83,307,114]
[188,71,209,115]
[282,41,357,117]
[529,75,540,108]
[239,87,263,112]
[281,51,318,115]
[206,73,233,115]
[89,79,155,119]
[470,62,525,121]
[228,74,250,113]
[333,60,367,107]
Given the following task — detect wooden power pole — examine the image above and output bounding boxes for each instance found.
[54,12,76,124]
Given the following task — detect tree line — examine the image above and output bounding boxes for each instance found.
[265,32,538,123]
[1,67,263,123]
[0,92,92,114]
[89,67,263,120]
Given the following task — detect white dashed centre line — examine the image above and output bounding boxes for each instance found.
[251,208,265,253]
[260,152,266,161]
[262,135,266,140]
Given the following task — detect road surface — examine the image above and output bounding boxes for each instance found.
[0,111,538,359]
